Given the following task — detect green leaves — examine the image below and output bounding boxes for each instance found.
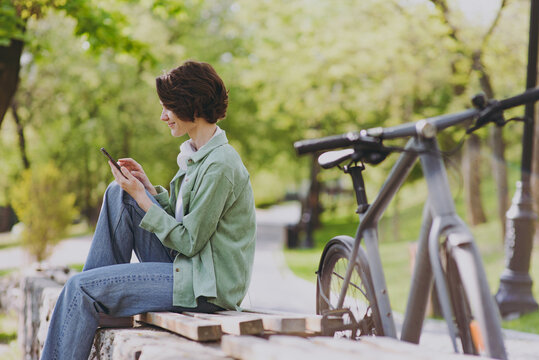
[10,162,77,261]
[0,0,157,63]
[151,0,187,19]
[0,1,26,44]
[0,0,532,215]
[59,0,155,65]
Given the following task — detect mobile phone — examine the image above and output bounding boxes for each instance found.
[100,147,126,177]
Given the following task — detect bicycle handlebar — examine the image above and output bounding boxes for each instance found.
[294,132,382,155]
[497,86,539,110]
[294,87,539,155]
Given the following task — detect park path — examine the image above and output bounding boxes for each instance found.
[1,203,538,359]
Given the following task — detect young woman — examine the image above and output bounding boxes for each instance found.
[41,61,256,360]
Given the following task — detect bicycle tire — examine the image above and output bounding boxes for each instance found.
[316,235,383,337]
[443,239,507,359]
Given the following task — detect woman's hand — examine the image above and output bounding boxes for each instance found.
[109,161,154,212]
[117,158,157,195]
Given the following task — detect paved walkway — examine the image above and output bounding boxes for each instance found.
[241,203,315,313]
[1,203,539,359]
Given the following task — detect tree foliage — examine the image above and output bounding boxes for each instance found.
[10,162,77,261]
[0,0,171,127]
[0,0,533,223]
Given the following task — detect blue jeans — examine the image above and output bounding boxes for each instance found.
[40,182,222,360]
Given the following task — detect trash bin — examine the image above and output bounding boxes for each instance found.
[286,224,299,249]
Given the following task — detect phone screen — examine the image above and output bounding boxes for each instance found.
[100,147,125,176]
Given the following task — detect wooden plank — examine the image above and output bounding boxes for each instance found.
[261,315,305,333]
[357,336,479,360]
[221,309,342,334]
[220,335,345,360]
[97,314,134,328]
[217,311,306,334]
[310,337,407,360]
[183,312,264,336]
[306,314,342,333]
[311,336,479,360]
[135,312,222,342]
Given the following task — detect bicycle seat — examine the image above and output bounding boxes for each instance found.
[318,149,354,169]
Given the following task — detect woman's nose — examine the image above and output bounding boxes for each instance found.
[160,110,168,121]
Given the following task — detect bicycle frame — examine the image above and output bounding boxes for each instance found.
[295,88,539,357]
[338,134,478,349]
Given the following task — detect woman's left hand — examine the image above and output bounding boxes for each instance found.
[109,161,154,211]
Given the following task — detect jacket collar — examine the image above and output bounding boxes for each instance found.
[189,130,228,164]
[170,130,228,186]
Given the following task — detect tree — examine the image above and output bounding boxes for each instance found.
[0,0,189,220]
[0,0,158,127]
[10,162,77,261]
[9,9,180,222]
[431,0,528,232]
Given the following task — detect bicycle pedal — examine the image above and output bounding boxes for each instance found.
[320,309,360,336]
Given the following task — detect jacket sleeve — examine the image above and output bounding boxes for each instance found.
[139,164,232,257]
[153,185,174,216]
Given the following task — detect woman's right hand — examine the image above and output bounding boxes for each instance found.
[117,158,157,195]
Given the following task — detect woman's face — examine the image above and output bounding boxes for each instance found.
[160,103,195,137]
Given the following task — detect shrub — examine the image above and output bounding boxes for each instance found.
[10,162,77,262]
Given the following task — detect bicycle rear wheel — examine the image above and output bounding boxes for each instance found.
[443,237,507,359]
[317,236,383,337]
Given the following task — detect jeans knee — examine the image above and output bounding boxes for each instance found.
[104,181,127,205]
[105,181,121,195]
[65,272,83,292]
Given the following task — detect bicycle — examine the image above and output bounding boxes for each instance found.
[293,87,539,359]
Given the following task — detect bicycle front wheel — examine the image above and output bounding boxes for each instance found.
[443,237,507,359]
[317,236,383,337]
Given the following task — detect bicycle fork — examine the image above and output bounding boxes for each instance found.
[400,137,503,356]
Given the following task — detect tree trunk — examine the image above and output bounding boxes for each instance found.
[303,154,321,248]
[462,134,487,225]
[473,50,508,238]
[489,126,508,239]
[0,206,17,232]
[11,101,30,169]
[0,39,23,128]
[532,102,539,244]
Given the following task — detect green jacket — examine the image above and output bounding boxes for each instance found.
[139,131,256,310]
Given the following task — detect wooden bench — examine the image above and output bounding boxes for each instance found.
[127,310,476,359]
[134,309,330,341]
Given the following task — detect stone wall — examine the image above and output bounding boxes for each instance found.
[19,266,70,360]
[17,267,231,360]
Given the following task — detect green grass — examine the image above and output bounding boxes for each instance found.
[284,163,539,334]
[503,311,539,333]
[68,264,84,272]
[0,233,19,251]
[0,268,20,359]
[0,311,19,359]
[0,269,16,277]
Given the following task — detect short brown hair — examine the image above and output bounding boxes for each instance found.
[156,61,228,124]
